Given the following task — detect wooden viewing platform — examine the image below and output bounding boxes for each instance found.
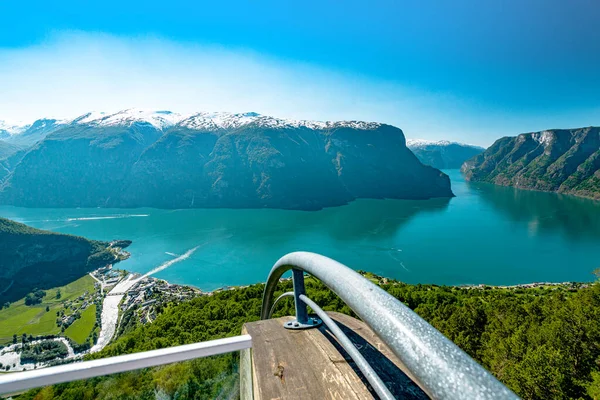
[241,312,429,400]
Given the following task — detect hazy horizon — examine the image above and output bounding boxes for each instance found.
[1,1,599,147]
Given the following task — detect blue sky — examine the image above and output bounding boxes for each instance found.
[0,0,599,146]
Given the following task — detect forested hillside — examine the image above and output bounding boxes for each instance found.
[462,127,600,199]
[19,275,600,400]
[0,218,129,303]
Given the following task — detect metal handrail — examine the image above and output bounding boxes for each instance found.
[261,251,518,400]
[269,291,294,318]
[0,335,252,395]
[300,294,395,400]
[268,290,394,399]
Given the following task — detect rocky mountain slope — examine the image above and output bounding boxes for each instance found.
[0,110,453,210]
[407,139,484,169]
[0,141,26,183]
[0,217,129,303]
[461,127,600,200]
[0,118,67,147]
[0,140,22,160]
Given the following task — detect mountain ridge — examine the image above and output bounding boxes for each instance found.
[461,126,600,200]
[407,139,485,169]
[406,138,484,148]
[1,109,386,137]
[0,109,453,210]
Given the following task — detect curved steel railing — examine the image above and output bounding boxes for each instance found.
[261,251,518,400]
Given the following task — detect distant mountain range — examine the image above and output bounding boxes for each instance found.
[462,127,600,200]
[406,139,485,169]
[0,109,453,210]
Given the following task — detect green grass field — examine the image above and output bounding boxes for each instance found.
[64,304,97,344]
[0,275,96,344]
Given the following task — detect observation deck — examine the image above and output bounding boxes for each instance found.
[0,252,518,400]
[241,312,427,399]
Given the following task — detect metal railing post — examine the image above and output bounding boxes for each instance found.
[283,269,322,330]
[292,269,308,324]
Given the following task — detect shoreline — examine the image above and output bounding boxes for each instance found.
[178,273,595,294]
[453,281,591,290]
[2,269,593,372]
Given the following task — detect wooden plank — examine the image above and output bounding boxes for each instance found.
[322,312,429,399]
[248,317,363,400]
[244,313,428,400]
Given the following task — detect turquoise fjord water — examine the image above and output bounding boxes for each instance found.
[1,170,599,290]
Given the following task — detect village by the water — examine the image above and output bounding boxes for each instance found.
[0,247,202,373]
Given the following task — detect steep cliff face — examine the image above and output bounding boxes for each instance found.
[121,123,452,209]
[0,110,454,210]
[1,123,163,207]
[0,218,129,303]
[407,140,485,169]
[461,127,600,199]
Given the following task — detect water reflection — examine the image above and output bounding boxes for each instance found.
[149,196,451,244]
[277,197,451,242]
[469,181,600,240]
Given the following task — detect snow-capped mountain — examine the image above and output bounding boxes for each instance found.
[178,111,381,131]
[0,120,27,140]
[0,119,69,147]
[1,109,384,138]
[68,109,383,131]
[406,139,483,149]
[72,109,185,130]
[0,110,453,209]
[406,138,485,169]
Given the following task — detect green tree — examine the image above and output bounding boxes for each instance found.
[587,371,600,400]
[17,277,600,400]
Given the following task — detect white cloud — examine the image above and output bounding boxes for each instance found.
[0,32,597,147]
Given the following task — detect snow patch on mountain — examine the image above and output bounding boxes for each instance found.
[179,112,261,130]
[0,120,28,136]
[73,109,187,130]
[407,139,483,149]
[179,111,381,131]
[70,108,383,131]
[3,109,384,135]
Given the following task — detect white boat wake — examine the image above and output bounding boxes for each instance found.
[387,251,410,272]
[66,214,149,221]
[142,245,201,278]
